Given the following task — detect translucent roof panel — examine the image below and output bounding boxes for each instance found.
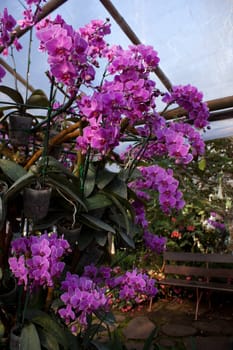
[1,0,233,102]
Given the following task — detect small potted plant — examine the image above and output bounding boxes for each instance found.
[8,232,71,350]
[0,85,49,146]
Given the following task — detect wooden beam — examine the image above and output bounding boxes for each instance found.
[99,0,173,91]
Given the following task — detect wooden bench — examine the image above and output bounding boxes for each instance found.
[156,251,233,320]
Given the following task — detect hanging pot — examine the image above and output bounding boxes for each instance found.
[23,187,52,221]
[48,129,62,159]
[8,111,33,146]
[57,220,82,246]
[10,323,41,350]
[9,326,21,350]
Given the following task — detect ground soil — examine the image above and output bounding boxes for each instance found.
[117,292,233,349]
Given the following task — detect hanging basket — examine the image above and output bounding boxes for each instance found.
[23,187,52,221]
[8,111,33,146]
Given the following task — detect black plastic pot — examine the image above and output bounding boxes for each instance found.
[8,112,33,146]
[9,326,21,350]
[23,187,52,221]
[57,220,82,246]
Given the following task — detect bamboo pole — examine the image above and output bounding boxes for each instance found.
[163,95,233,120]
[24,121,81,170]
[0,58,35,92]
[99,0,173,91]
[209,108,233,122]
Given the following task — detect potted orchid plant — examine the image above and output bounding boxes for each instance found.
[0,6,49,148]
[0,1,210,348]
[0,85,49,146]
[8,233,71,349]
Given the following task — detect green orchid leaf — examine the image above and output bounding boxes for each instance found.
[46,174,87,211]
[83,324,107,348]
[95,231,108,246]
[96,168,116,190]
[86,193,112,211]
[102,192,130,235]
[0,106,18,115]
[110,192,135,224]
[109,211,139,236]
[105,177,128,199]
[106,187,135,220]
[26,309,68,349]
[94,309,116,325]
[118,230,135,249]
[37,157,81,186]
[37,328,60,350]
[26,89,50,108]
[20,323,41,350]
[83,165,96,197]
[0,85,24,105]
[80,213,115,233]
[119,167,142,182]
[4,172,36,201]
[117,196,135,221]
[0,159,27,182]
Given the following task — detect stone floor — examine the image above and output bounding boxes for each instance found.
[97,293,233,349]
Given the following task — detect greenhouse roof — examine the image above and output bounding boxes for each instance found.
[0,0,233,139]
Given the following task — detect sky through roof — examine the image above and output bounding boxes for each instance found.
[0,0,233,139]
